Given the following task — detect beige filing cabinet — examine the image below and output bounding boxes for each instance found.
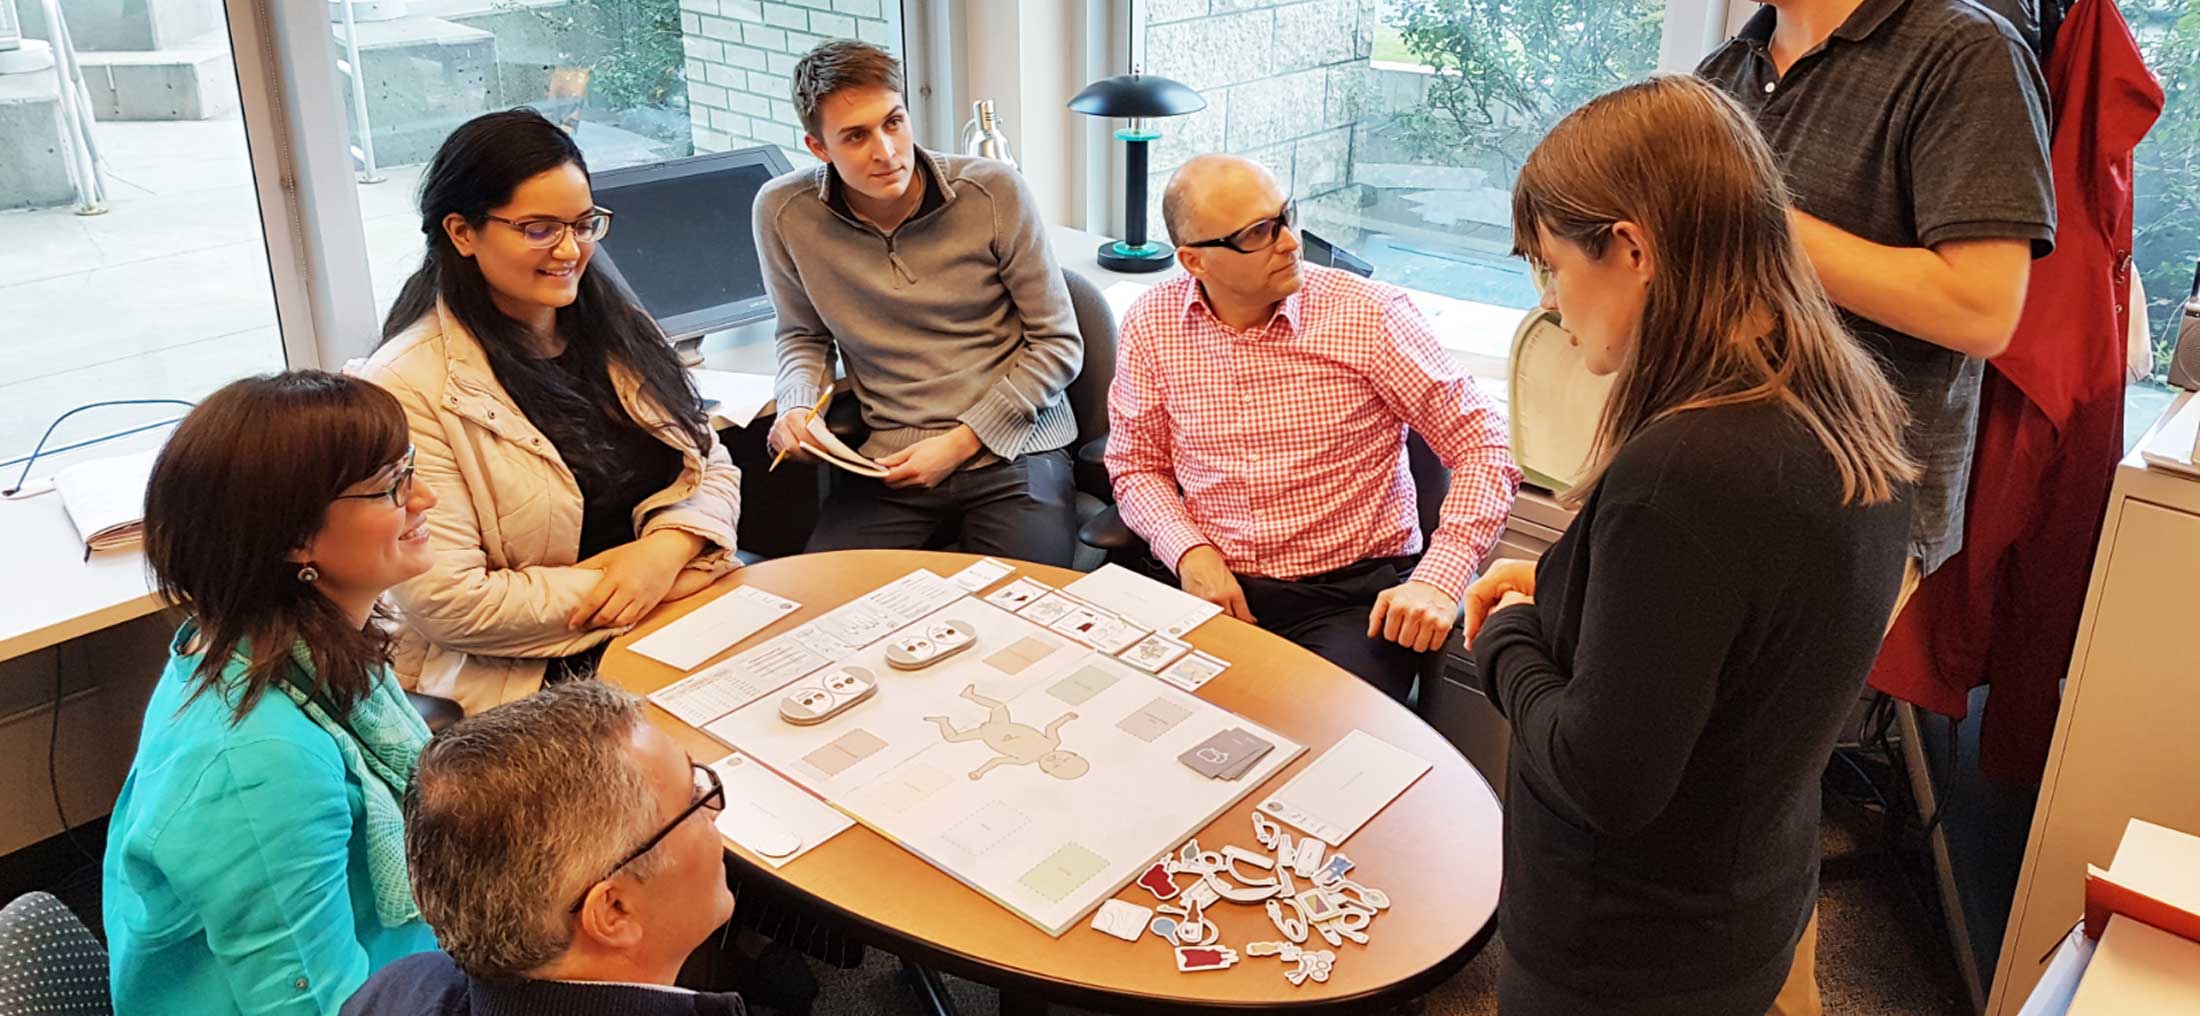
[1422,485,1580,786]
[1987,392,2200,1014]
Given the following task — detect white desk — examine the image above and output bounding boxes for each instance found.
[0,493,162,663]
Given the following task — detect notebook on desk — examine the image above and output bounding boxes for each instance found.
[53,450,158,556]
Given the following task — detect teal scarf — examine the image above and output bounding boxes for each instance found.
[255,643,431,928]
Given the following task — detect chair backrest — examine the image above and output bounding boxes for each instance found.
[0,892,111,1016]
[1405,430,1450,543]
[1060,268,1117,448]
[1508,308,1613,492]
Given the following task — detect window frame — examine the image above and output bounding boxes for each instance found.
[236,0,939,369]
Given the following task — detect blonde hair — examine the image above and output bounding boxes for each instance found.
[1512,74,1918,505]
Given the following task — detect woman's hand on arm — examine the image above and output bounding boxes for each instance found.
[1464,559,1538,643]
[569,529,708,630]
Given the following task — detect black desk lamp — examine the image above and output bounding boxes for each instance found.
[1068,69,1206,273]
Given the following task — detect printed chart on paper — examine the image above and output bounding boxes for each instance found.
[702,591,1301,935]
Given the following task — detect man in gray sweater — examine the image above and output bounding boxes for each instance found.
[755,40,1084,565]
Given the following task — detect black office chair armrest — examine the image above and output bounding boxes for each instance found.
[1078,504,1145,552]
[405,691,465,734]
[1074,435,1113,501]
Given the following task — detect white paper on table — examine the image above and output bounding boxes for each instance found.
[691,369,779,429]
[729,634,835,688]
[785,621,857,658]
[649,632,831,729]
[1157,650,1228,692]
[810,599,904,648]
[709,752,853,868]
[861,569,962,622]
[630,586,800,670]
[947,557,1015,592]
[1256,729,1433,846]
[1064,564,1223,638]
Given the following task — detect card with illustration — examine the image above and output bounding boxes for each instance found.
[1120,633,1192,673]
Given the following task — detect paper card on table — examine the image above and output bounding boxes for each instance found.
[690,368,778,429]
[810,599,903,648]
[862,569,962,622]
[1063,564,1224,638]
[785,622,856,658]
[1256,729,1433,846]
[630,585,800,670]
[1179,728,1274,780]
[1084,618,1149,654]
[947,557,1015,592]
[1049,606,1118,643]
[650,632,834,730]
[984,578,1050,611]
[1157,651,1229,692]
[708,752,852,868]
[1089,899,1153,942]
[1120,633,1191,673]
[1019,591,1083,626]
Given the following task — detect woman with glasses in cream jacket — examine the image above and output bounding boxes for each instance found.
[357,109,742,714]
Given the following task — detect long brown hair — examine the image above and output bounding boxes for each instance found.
[1511,74,1917,505]
[143,372,412,722]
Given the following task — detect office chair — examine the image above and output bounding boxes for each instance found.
[0,892,111,1016]
[822,267,1118,570]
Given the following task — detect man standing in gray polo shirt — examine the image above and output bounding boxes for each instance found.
[1699,5,2053,1013]
[1699,0,2055,587]
[756,40,1084,565]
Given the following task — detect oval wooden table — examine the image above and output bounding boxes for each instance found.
[603,549,1502,1012]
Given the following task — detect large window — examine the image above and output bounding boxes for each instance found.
[2127,0,2196,446]
[332,0,906,323]
[0,0,286,473]
[1133,0,1677,313]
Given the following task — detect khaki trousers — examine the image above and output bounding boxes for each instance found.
[1767,558,1923,1016]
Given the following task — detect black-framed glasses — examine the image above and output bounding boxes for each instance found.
[484,208,614,249]
[1184,200,1296,254]
[567,761,726,914]
[332,446,416,509]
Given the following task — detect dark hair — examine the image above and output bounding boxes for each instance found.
[791,39,904,138]
[404,681,659,979]
[380,108,708,466]
[143,372,411,722]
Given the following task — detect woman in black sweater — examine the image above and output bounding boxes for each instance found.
[1465,76,1919,1015]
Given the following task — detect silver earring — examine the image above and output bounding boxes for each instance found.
[297,564,320,583]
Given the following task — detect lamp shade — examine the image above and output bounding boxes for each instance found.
[1067,73,1206,119]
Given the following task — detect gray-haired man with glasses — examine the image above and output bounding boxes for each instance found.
[342,682,748,1016]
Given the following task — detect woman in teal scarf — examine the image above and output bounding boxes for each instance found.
[105,371,444,1014]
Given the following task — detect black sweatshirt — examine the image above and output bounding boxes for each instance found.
[1473,401,1910,1005]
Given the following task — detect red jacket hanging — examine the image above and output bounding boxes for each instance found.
[1866,0,2164,784]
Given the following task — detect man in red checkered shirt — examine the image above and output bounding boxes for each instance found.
[1105,155,1522,701]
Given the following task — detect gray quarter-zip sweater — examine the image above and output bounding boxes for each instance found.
[753,148,1082,463]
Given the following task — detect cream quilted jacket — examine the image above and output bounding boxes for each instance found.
[354,302,740,713]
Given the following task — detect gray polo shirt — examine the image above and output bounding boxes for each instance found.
[1698,0,2055,573]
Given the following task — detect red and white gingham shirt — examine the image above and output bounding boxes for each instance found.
[1106,266,1522,602]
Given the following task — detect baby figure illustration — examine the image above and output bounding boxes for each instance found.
[924,685,1090,781]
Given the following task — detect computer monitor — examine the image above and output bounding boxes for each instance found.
[1302,229,1375,279]
[588,145,798,342]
